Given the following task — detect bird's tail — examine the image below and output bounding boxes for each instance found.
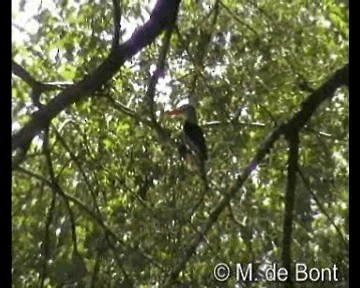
[198,158,209,192]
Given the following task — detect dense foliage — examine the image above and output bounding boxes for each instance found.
[12,0,348,287]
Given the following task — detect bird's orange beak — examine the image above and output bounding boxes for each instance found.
[165,109,182,116]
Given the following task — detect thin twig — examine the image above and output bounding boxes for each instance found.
[297,168,348,249]
[12,60,66,93]
[219,0,259,36]
[39,191,57,288]
[52,126,102,215]
[145,22,174,123]
[12,0,183,152]
[163,63,348,286]
[15,166,164,271]
[111,0,121,51]
[42,127,80,255]
[163,122,286,287]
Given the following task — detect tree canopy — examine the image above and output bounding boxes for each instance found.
[12,0,348,287]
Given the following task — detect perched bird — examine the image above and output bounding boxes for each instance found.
[166,104,207,162]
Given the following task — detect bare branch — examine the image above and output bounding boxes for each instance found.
[15,166,164,273]
[12,60,66,92]
[287,63,348,131]
[164,122,286,287]
[163,63,348,285]
[12,60,71,109]
[12,60,39,87]
[12,0,182,152]
[39,190,56,288]
[106,95,173,146]
[203,120,266,129]
[281,131,299,287]
[111,0,121,51]
[52,126,101,212]
[146,26,173,123]
[219,0,259,36]
[106,95,140,119]
[190,0,220,97]
[297,168,348,250]
[42,127,80,256]
[204,120,345,142]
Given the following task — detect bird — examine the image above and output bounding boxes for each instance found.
[166,104,208,162]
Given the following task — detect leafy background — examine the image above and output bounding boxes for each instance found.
[12,0,348,287]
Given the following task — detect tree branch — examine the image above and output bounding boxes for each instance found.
[297,168,348,250]
[42,127,80,256]
[13,61,64,108]
[111,0,121,51]
[12,0,182,152]
[12,60,39,87]
[15,166,164,272]
[219,0,258,36]
[281,130,299,288]
[51,126,103,215]
[190,0,220,97]
[164,122,286,287]
[146,25,173,123]
[12,60,67,93]
[163,63,348,285]
[286,63,348,131]
[39,189,56,288]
